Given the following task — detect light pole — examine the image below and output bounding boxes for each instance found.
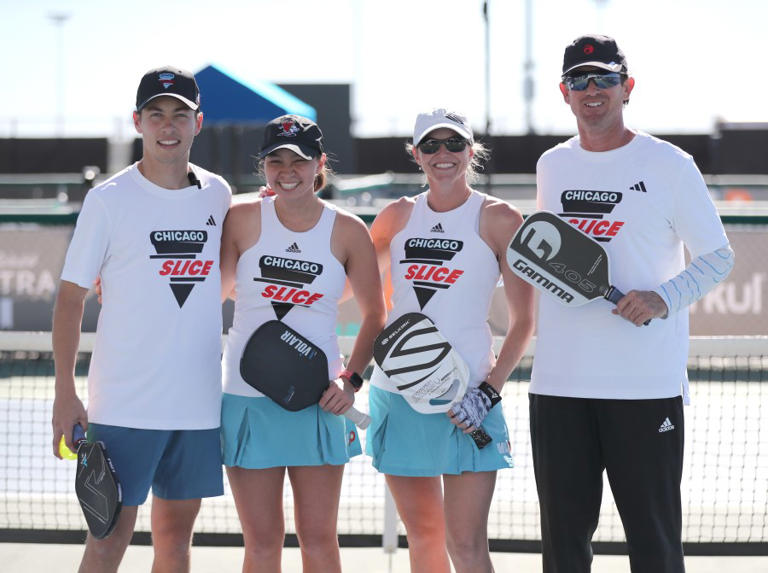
[482,0,493,194]
[48,12,71,136]
[523,0,535,134]
[483,0,491,140]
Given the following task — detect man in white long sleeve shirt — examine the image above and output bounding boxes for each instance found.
[530,35,734,573]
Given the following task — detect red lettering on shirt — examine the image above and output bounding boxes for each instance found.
[567,218,624,240]
[158,259,214,276]
[593,220,610,236]
[261,284,324,305]
[403,264,464,285]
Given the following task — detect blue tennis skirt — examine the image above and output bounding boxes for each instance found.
[365,385,514,476]
[221,393,363,469]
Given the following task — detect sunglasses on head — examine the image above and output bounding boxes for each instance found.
[417,137,470,154]
[563,71,623,91]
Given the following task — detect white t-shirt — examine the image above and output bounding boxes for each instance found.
[531,132,728,400]
[222,197,347,397]
[370,190,499,391]
[60,162,231,429]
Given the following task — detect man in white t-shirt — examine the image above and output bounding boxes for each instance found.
[530,35,734,573]
[51,66,231,572]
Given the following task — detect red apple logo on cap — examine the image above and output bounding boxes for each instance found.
[584,44,594,54]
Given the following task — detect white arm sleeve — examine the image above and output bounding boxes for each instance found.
[653,244,735,316]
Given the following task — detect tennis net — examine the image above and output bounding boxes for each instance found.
[0,332,766,553]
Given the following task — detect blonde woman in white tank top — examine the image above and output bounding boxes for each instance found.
[367,109,535,573]
[219,116,386,573]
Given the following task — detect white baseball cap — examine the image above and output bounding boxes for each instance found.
[413,108,473,146]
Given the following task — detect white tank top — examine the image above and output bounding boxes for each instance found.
[370,190,499,390]
[223,197,346,397]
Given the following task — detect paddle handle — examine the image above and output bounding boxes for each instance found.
[604,286,624,305]
[470,427,492,449]
[73,424,86,443]
[344,407,371,429]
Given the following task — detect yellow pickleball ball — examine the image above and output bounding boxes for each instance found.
[59,435,77,460]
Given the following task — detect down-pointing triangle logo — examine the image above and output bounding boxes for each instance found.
[254,254,326,319]
[170,284,194,307]
[150,228,214,308]
[400,237,465,309]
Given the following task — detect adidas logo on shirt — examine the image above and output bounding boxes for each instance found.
[658,417,675,433]
[430,223,445,233]
[285,242,301,253]
[630,181,647,192]
[206,215,216,226]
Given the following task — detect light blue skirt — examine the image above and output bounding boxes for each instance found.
[365,385,514,476]
[221,393,363,469]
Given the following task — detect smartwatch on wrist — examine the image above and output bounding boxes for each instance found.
[340,369,364,392]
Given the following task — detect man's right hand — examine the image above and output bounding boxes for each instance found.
[51,393,88,459]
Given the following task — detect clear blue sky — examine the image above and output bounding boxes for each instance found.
[2,0,766,139]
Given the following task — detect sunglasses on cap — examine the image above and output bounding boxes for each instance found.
[563,72,623,91]
[417,137,470,154]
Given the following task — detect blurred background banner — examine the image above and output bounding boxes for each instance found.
[1,214,765,336]
[688,229,767,335]
[0,225,71,331]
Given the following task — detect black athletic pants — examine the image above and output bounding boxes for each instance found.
[529,393,685,573]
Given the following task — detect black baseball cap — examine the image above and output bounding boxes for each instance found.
[562,35,628,77]
[136,66,200,112]
[258,115,324,160]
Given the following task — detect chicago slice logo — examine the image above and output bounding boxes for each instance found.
[400,237,464,309]
[150,229,214,307]
[255,255,325,319]
[560,189,624,242]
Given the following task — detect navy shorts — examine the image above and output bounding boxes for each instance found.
[87,424,224,506]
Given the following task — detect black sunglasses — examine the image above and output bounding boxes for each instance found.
[563,72,623,91]
[417,137,470,154]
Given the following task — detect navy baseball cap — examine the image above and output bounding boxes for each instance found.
[562,35,628,76]
[258,115,324,160]
[136,66,200,111]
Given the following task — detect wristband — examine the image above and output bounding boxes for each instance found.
[478,381,502,407]
[340,369,364,392]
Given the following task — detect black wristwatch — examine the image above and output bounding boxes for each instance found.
[340,369,364,392]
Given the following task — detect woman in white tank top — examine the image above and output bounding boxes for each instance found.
[219,116,386,572]
[367,109,535,573]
